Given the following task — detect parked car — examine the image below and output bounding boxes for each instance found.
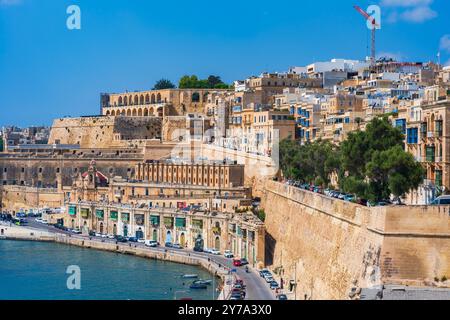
[145,240,158,247]
[270,281,280,289]
[127,237,138,242]
[265,276,274,283]
[203,248,212,254]
[72,228,82,234]
[224,250,234,258]
[173,243,183,249]
[107,234,115,239]
[95,232,102,237]
[277,294,288,300]
[210,249,220,255]
[165,242,173,248]
[344,194,355,202]
[137,238,145,243]
[101,234,108,238]
[114,235,127,243]
[240,258,249,265]
[233,259,242,267]
[88,231,96,237]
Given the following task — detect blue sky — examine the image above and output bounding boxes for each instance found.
[0,0,449,126]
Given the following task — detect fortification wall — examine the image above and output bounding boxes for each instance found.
[262,181,450,300]
[1,186,64,212]
[48,116,161,148]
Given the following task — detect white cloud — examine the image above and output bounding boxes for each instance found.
[380,0,437,23]
[0,0,22,6]
[381,0,432,7]
[400,6,437,22]
[440,35,450,54]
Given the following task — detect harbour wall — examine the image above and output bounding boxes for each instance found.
[0,224,227,298]
[262,181,450,300]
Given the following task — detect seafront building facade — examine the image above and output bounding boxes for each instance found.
[65,202,265,265]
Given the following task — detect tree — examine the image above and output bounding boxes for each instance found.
[340,117,424,202]
[178,74,230,89]
[153,78,176,90]
[279,139,339,187]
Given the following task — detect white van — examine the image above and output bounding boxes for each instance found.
[145,240,158,247]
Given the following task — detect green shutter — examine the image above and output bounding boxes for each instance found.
[110,211,118,221]
[436,170,443,187]
[237,226,242,236]
[95,210,104,219]
[80,208,89,219]
[175,217,186,228]
[150,215,160,226]
[426,146,435,162]
[69,206,77,216]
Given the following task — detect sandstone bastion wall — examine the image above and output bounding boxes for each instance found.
[262,180,450,299]
[48,116,162,148]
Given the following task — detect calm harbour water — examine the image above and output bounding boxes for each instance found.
[0,240,219,300]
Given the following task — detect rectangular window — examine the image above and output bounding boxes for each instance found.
[426,146,436,162]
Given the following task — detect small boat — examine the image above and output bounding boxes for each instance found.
[182,274,198,279]
[190,283,208,289]
[193,279,212,285]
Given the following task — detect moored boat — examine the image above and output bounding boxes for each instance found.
[182,274,198,279]
[189,283,207,289]
[193,279,212,285]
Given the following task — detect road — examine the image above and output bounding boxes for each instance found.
[18,218,276,300]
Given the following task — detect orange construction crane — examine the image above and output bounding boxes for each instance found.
[354,5,379,66]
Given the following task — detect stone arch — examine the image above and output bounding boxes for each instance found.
[144,108,149,116]
[192,92,200,102]
[118,96,123,106]
[110,110,115,116]
[157,107,163,117]
[132,108,137,116]
[124,96,128,106]
[214,236,220,250]
[106,110,110,115]
[151,94,156,104]
[121,109,126,116]
[126,109,131,116]
[145,94,150,104]
[157,93,162,103]
[140,95,144,105]
[149,107,155,116]
[138,108,143,116]
[134,95,139,105]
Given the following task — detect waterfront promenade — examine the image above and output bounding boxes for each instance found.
[0,220,275,300]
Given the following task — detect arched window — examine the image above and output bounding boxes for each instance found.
[132,109,137,116]
[192,92,200,102]
[144,108,149,116]
[126,109,131,116]
[118,96,123,106]
[138,108,142,116]
[157,93,162,103]
[140,95,144,105]
[145,94,150,104]
[151,94,156,104]
[124,96,128,106]
[134,95,139,105]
